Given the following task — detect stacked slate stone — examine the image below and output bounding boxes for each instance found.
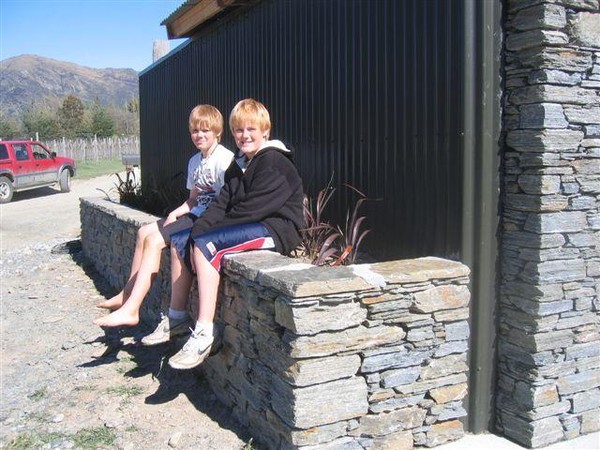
[80,198,169,322]
[202,252,470,449]
[500,0,600,447]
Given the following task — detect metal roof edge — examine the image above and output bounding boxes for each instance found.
[161,0,260,39]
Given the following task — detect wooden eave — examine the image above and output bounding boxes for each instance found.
[161,0,256,39]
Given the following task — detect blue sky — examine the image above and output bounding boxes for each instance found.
[0,0,186,72]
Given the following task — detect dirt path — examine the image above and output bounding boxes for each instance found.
[0,175,249,449]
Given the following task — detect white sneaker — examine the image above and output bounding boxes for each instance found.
[141,314,191,346]
[168,326,214,370]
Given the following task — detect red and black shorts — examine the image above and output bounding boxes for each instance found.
[191,222,275,271]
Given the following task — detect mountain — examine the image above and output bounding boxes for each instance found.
[0,54,139,119]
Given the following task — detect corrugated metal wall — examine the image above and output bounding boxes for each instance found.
[140,0,466,261]
[140,0,503,431]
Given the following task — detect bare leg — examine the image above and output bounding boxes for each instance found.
[170,245,194,311]
[97,221,163,310]
[94,230,167,327]
[192,246,220,324]
[165,245,218,369]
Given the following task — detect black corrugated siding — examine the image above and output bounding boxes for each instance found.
[140,0,466,260]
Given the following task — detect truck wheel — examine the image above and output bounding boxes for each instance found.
[59,169,71,193]
[0,176,14,203]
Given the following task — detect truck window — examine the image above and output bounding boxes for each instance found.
[0,144,8,160]
[14,144,29,161]
[32,144,49,159]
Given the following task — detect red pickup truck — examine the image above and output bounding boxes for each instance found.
[0,140,76,203]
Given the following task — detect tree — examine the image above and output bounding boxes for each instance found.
[114,97,140,136]
[22,108,63,140]
[126,97,139,114]
[110,107,139,136]
[58,95,84,137]
[0,113,22,139]
[89,104,115,138]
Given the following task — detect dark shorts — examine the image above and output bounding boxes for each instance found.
[158,216,190,245]
[192,222,275,271]
[168,204,208,259]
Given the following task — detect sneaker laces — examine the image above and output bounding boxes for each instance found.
[182,326,213,353]
[159,313,170,330]
[182,327,202,352]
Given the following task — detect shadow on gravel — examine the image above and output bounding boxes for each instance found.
[59,242,257,447]
[54,239,119,300]
[78,327,256,447]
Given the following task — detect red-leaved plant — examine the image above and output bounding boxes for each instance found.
[335,183,371,265]
[299,180,371,266]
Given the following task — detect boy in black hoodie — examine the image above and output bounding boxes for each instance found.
[142,98,304,370]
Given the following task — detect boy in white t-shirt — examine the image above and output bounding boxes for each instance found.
[94,104,234,328]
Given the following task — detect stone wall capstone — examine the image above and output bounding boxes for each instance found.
[500,0,600,447]
[80,197,472,449]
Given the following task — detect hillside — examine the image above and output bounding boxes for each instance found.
[0,54,139,118]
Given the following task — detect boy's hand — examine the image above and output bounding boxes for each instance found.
[165,212,178,225]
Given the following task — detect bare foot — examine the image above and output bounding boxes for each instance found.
[94,308,139,327]
[96,293,126,310]
[96,299,124,310]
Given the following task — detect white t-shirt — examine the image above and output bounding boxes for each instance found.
[187,143,234,206]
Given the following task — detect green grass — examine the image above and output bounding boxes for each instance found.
[115,360,135,374]
[27,387,48,401]
[6,428,116,450]
[6,431,65,449]
[75,159,125,180]
[105,384,144,397]
[26,411,51,423]
[72,427,116,449]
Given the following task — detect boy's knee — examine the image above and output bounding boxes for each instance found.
[146,231,166,249]
[138,222,154,239]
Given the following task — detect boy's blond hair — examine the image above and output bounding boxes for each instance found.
[229,98,271,139]
[189,104,224,142]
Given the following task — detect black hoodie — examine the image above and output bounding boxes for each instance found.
[190,143,305,255]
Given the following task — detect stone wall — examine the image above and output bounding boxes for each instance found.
[80,198,173,322]
[80,198,472,449]
[500,0,600,447]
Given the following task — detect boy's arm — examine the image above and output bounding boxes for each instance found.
[166,151,234,225]
[163,152,200,224]
[223,165,290,222]
[165,191,198,224]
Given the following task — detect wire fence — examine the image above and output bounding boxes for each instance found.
[45,136,140,161]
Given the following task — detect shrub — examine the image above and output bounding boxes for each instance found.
[336,183,372,265]
[113,170,143,209]
[299,181,372,266]
[102,171,187,217]
[299,177,339,265]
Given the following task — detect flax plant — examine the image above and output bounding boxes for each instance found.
[299,179,372,266]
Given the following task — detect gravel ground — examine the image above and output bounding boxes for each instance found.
[0,175,250,450]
